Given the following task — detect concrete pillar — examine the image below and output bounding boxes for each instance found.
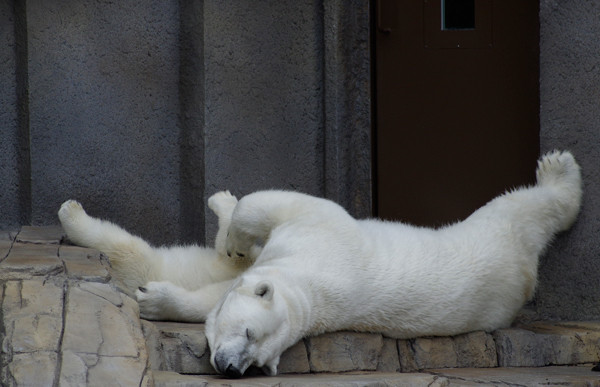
[536,0,600,319]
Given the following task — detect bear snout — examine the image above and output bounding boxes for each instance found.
[224,364,243,378]
[214,351,244,378]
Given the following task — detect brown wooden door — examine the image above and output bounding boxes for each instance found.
[375,0,540,227]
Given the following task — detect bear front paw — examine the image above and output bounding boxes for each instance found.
[135,281,182,321]
[208,190,238,217]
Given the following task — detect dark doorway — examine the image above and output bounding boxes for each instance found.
[375,0,540,226]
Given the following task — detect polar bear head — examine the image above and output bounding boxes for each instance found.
[205,278,290,377]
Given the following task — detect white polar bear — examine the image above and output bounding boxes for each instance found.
[205,150,583,377]
[58,191,251,321]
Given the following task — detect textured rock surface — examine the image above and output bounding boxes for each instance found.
[0,227,149,386]
[145,321,213,375]
[494,321,600,367]
[306,332,384,372]
[143,305,599,378]
[1,227,600,386]
[397,331,498,372]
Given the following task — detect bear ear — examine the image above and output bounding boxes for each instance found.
[254,280,274,301]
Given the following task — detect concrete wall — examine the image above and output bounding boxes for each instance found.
[536,0,600,320]
[1,1,598,320]
[26,0,183,246]
[202,1,325,240]
[0,0,372,246]
[0,2,22,229]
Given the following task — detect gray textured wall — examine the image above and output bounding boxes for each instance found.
[26,0,182,246]
[536,0,600,320]
[202,1,325,240]
[0,1,22,229]
[1,1,598,320]
[1,0,371,246]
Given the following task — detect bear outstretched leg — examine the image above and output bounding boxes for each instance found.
[510,150,582,255]
[469,150,582,254]
[462,150,582,306]
[59,190,244,296]
[59,200,158,292]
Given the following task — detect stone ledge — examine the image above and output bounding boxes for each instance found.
[152,366,600,387]
[144,319,600,376]
[15,225,64,244]
[152,370,443,387]
[1,227,599,386]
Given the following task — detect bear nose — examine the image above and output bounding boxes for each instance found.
[225,363,242,378]
[226,250,232,257]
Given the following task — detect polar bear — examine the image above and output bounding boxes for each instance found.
[58,190,251,321]
[205,150,583,377]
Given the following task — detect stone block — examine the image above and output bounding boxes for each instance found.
[495,322,600,367]
[59,282,148,385]
[377,337,401,372]
[59,351,95,387]
[397,339,419,372]
[142,320,166,371]
[5,352,58,387]
[398,331,497,371]
[60,336,148,386]
[529,321,600,365]
[59,245,110,282]
[63,282,145,357]
[87,356,148,386]
[11,313,63,353]
[16,225,64,244]
[1,279,64,355]
[454,331,498,368]
[0,243,62,279]
[306,331,384,372]
[79,281,124,306]
[151,321,214,374]
[62,285,112,354]
[412,336,457,369]
[278,340,310,374]
[494,328,547,367]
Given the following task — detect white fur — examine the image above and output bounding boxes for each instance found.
[205,151,583,377]
[58,190,251,321]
